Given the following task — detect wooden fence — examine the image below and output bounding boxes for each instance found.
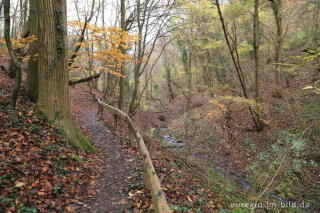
[97,98,171,213]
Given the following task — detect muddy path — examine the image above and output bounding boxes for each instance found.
[70,85,137,213]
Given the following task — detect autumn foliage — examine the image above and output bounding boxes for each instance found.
[68,21,139,77]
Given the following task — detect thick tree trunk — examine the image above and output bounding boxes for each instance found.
[37,0,93,151]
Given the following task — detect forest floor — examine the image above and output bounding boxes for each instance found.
[0,70,98,213]
[70,74,319,212]
[138,62,320,212]
[0,70,151,213]
[0,67,226,212]
[70,85,141,212]
[69,84,230,212]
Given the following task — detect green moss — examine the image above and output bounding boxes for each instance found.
[36,109,96,152]
[74,129,97,152]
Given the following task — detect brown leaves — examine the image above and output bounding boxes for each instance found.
[37,192,46,196]
[41,166,50,173]
[0,90,95,212]
[15,181,26,188]
[65,205,75,212]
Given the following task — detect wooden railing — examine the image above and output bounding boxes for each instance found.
[97,98,171,213]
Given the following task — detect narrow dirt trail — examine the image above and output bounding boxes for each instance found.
[70,85,137,213]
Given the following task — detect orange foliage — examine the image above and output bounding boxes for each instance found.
[0,35,38,60]
[68,21,139,77]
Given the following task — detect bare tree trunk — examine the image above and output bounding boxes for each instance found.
[270,0,283,97]
[128,0,142,117]
[37,0,93,151]
[129,64,141,116]
[165,63,175,102]
[26,0,39,102]
[4,0,22,108]
[19,0,28,32]
[313,0,320,48]
[253,0,263,131]
[313,0,320,73]
[115,0,126,128]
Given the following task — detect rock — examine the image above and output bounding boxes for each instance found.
[158,115,166,121]
[240,179,251,190]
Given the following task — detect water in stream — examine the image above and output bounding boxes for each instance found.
[162,134,185,147]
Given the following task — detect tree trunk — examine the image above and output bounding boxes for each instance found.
[36,0,93,151]
[26,0,39,102]
[128,0,142,117]
[313,0,320,48]
[165,63,175,102]
[270,0,283,97]
[253,0,263,131]
[116,0,126,127]
[129,65,141,116]
[4,0,22,108]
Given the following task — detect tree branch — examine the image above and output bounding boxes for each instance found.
[68,0,96,67]
[4,0,21,68]
[68,72,101,86]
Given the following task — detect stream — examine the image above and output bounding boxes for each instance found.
[158,128,310,212]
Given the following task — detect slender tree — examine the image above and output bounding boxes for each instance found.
[115,0,126,128]
[128,0,143,117]
[269,0,284,97]
[253,0,263,130]
[164,54,175,102]
[4,0,22,108]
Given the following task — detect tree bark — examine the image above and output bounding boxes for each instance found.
[165,62,175,102]
[68,73,101,86]
[253,0,263,131]
[26,0,39,102]
[128,0,142,117]
[37,0,93,151]
[270,0,283,97]
[116,0,126,127]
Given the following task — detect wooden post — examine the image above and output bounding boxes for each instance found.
[128,125,136,147]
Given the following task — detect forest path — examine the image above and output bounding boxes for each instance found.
[70,85,136,213]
